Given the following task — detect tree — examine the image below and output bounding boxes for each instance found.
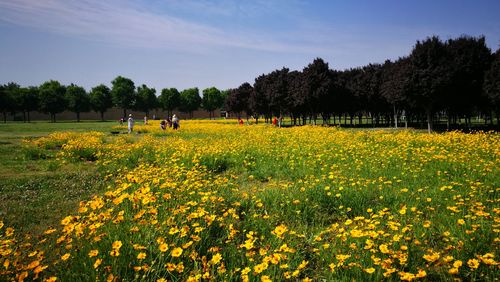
[89,84,113,121]
[484,49,500,126]
[380,58,410,128]
[66,84,90,122]
[202,87,224,119]
[18,86,39,123]
[159,88,180,117]
[135,84,157,116]
[226,83,253,119]
[445,36,491,127]
[407,36,450,133]
[111,76,136,118]
[39,80,67,122]
[0,84,13,123]
[1,83,20,122]
[301,58,332,124]
[179,88,201,118]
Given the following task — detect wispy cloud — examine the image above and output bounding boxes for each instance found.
[0,0,327,54]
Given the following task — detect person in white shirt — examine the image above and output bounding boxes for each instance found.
[128,114,134,133]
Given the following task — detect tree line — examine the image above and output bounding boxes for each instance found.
[225,35,500,132]
[0,76,227,122]
[1,35,499,131]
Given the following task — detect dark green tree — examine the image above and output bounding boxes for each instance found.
[1,83,20,122]
[66,83,90,122]
[445,36,491,128]
[226,83,253,119]
[135,84,157,116]
[484,49,500,126]
[159,88,180,117]
[18,86,40,122]
[179,88,201,119]
[111,76,136,118]
[407,36,450,132]
[0,84,13,123]
[202,87,224,119]
[39,80,67,122]
[89,84,113,121]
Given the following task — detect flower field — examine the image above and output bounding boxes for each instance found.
[1,120,499,281]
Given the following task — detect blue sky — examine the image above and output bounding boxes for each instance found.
[1,0,499,92]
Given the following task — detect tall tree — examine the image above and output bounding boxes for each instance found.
[380,58,411,128]
[135,84,157,116]
[226,83,253,119]
[484,49,500,126]
[202,87,224,119]
[89,84,113,121]
[407,36,450,132]
[111,76,136,118]
[39,80,67,122]
[179,88,201,118]
[445,36,491,126]
[0,84,13,123]
[159,88,180,117]
[2,83,20,122]
[301,58,332,124]
[66,84,90,122]
[18,86,40,123]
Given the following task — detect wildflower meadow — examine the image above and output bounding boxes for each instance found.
[0,120,498,281]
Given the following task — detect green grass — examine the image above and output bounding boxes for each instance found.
[0,121,116,236]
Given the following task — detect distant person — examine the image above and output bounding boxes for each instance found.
[167,117,172,128]
[238,118,244,125]
[128,114,134,134]
[160,119,166,130]
[144,115,148,125]
[153,114,156,120]
[119,118,124,125]
[278,115,283,128]
[272,117,278,126]
[172,114,179,130]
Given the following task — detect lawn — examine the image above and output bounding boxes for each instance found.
[0,120,498,281]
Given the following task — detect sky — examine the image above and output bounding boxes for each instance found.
[1,0,499,92]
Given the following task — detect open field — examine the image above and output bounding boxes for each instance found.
[0,120,498,281]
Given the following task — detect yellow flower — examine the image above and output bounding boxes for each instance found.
[448,268,459,275]
[159,243,169,252]
[210,253,222,265]
[112,240,122,250]
[44,277,58,282]
[94,258,102,269]
[467,259,480,269]
[423,252,440,263]
[364,267,376,274]
[61,253,70,261]
[261,275,272,282]
[379,244,390,254]
[137,252,147,259]
[88,250,99,257]
[457,219,465,225]
[171,247,183,257]
[453,260,462,268]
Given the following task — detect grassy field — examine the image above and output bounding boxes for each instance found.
[0,121,116,236]
[0,120,498,281]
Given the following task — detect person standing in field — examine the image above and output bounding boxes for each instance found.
[160,119,166,130]
[128,114,134,134]
[172,114,179,130]
[272,117,278,126]
[144,115,148,125]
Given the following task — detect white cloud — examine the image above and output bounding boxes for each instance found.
[0,0,327,54]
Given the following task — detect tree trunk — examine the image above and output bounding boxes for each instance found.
[123,108,127,119]
[2,111,6,123]
[77,112,81,122]
[27,111,31,123]
[23,111,26,123]
[426,110,433,133]
[101,111,105,121]
[393,104,398,129]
